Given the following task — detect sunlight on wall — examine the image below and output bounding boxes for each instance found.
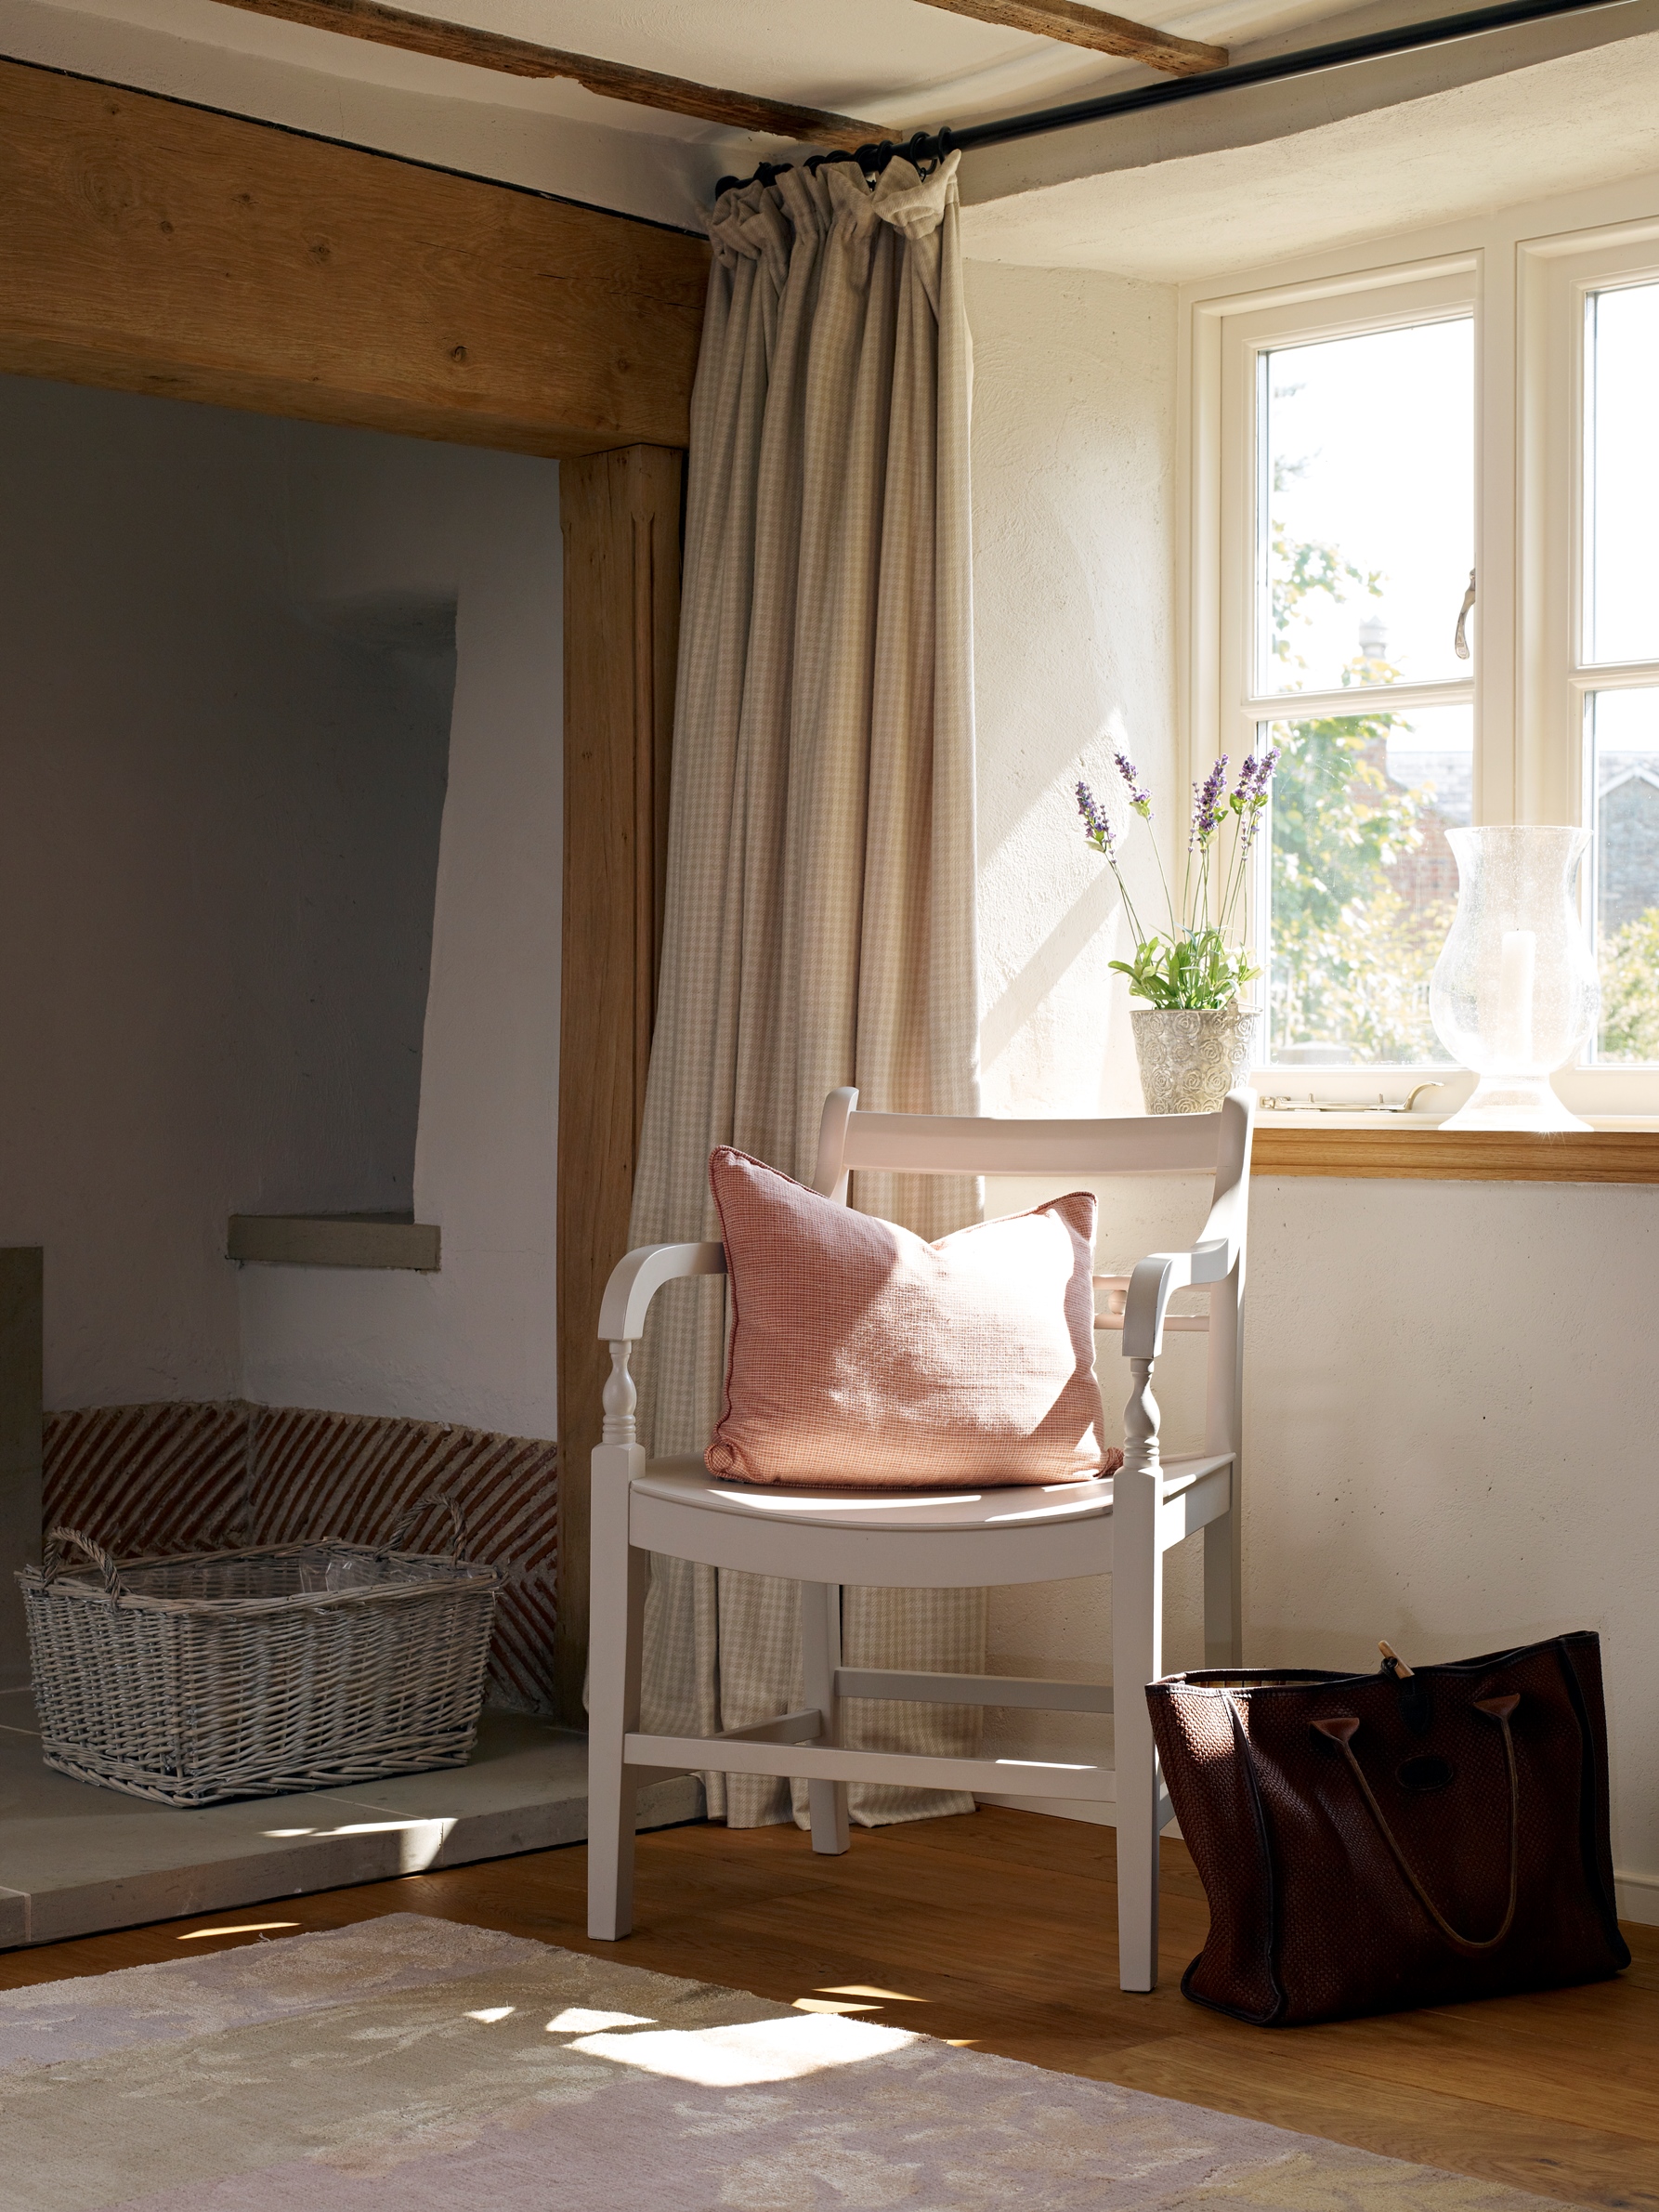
[967,261,1202,1776]
[968,260,1178,1123]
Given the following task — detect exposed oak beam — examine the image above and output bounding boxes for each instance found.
[557,445,684,1722]
[916,0,1226,75]
[207,0,884,148]
[0,59,708,457]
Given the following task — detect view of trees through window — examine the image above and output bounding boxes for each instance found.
[1257,285,1659,1069]
[1260,320,1472,1067]
[1585,280,1659,1063]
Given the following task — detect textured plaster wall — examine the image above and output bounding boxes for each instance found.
[1245,1174,1659,1923]
[968,259,1178,1126]
[964,263,1659,1918]
[0,376,559,1438]
[235,433,563,1441]
[0,377,454,1407]
[964,259,1205,1793]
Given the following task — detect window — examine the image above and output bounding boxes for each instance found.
[1259,317,1474,1067]
[1189,200,1659,1104]
[1581,281,1659,1064]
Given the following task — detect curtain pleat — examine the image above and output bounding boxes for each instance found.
[631,154,984,1829]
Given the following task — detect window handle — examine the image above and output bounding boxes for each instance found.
[1454,569,1476,661]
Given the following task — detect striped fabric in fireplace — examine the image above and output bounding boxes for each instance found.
[41,1400,558,1713]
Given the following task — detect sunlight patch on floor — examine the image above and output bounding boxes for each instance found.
[571,2014,916,2087]
[816,1984,925,2002]
[176,1923,299,1940]
[260,1817,456,1870]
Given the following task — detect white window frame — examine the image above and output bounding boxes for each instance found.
[1519,220,1659,886]
[1181,168,1659,1112]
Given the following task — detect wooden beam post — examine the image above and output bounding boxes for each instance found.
[556,446,683,1723]
[0,1250,44,1692]
[0,58,708,457]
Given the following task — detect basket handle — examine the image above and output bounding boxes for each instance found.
[384,1490,466,1562]
[43,1526,125,1597]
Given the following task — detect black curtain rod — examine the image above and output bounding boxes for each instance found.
[716,0,1634,197]
[948,0,1634,151]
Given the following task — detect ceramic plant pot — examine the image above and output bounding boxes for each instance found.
[1131,1004,1260,1115]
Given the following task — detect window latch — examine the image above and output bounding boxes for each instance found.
[1454,569,1476,661]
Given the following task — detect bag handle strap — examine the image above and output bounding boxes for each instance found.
[1313,1694,1521,1955]
[42,1526,125,1598]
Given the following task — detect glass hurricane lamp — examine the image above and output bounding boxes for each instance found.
[1429,825,1599,1132]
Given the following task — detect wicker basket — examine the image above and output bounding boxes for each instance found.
[16,1496,501,1807]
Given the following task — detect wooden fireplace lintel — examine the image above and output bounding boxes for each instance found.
[0,58,709,457]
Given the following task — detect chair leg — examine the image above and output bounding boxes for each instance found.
[587,1442,648,1940]
[1204,1509,1240,1669]
[800,1580,850,1855]
[1114,1354,1165,1994]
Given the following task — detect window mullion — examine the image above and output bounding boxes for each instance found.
[1244,681,1475,720]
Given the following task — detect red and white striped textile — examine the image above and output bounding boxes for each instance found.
[42,1401,559,1713]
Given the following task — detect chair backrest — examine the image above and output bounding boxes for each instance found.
[812,1087,1254,1459]
[812,1089,1251,1209]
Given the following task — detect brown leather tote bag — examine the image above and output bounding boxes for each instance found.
[1146,1632,1628,2025]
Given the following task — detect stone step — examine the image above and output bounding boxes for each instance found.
[0,1694,701,1948]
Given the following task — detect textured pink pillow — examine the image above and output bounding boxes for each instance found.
[703,1147,1117,1489]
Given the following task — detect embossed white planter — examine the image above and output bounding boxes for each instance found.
[1131,1006,1260,1115]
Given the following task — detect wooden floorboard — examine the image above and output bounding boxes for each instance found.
[3,1808,1654,2210]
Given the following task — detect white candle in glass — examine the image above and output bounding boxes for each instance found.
[1496,928,1536,1066]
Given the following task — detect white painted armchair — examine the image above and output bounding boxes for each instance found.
[587,1086,1253,1992]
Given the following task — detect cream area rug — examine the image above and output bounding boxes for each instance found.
[0,1913,1571,2211]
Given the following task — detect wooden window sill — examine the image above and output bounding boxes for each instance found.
[227,1214,441,1269]
[1253,1117,1659,1182]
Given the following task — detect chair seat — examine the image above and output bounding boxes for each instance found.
[633,1454,1117,1532]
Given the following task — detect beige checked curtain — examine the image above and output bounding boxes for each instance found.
[628,151,984,1829]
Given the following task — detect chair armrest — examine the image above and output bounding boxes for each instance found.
[1121,1088,1254,1358]
[1122,1250,1209,1358]
[597,1240,725,1342]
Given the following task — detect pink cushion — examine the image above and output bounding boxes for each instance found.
[703,1147,1117,1489]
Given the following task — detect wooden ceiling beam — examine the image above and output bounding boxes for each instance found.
[207,0,885,150]
[0,59,709,457]
[916,0,1227,76]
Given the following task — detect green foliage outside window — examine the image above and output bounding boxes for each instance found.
[1598,906,1659,1061]
[1271,520,1659,1067]
[1268,522,1456,1064]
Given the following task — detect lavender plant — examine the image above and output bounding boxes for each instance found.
[1076,747,1279,1010]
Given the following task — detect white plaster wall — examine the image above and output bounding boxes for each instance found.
[969,258,1178,1124]
[964,261,1659,1918]
[236,434,564,1441]
[0,377,455,1407]
[966,256,1201,1774]
[1247,1175,1659,1921]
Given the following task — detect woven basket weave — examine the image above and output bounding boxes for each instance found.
[17,1497,501,1807]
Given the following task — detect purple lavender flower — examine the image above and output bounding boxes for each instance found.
[1077,779,1116,857]
[1230,753,1265,811]
[1233,746,1279,852]
[1234,747,1280,804]
[1114,750,1153,820]
[1192,754,1229,843]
